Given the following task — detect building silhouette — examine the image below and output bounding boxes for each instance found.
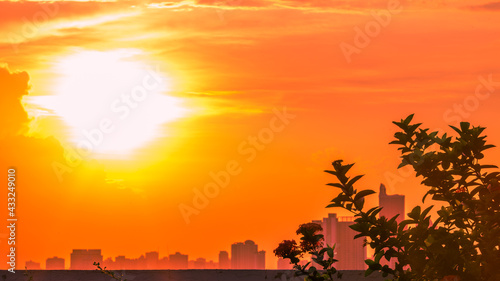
[231,240,266,269]
[194,258,206,269]
[70,249,103,270]
[25,260,41,270]
[159,256,169,269]
[335,216,366,270]
[113,255,128,269]
[206,260,217,269]
[379,183,406,268]
[169,252,188,269]
[30,236,267,270]
[80,250,218,270]
[104,254,149,269]
[145,251,159,269]
[256,250,265,269]
[277,258,293,270]
[311,213,366,270]
[218,251,230,269]
[379,184,405,223]
[46,256,65,270]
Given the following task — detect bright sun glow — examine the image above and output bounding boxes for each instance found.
[31,49,187,156]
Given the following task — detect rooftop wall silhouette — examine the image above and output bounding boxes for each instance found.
[1,270,385,281]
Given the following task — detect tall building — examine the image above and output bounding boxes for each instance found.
[379,184,405,223]
[311,213,366,270]
[25,260,41,270]
[145,251,159,269]
[231,242,245,269]
[70,249,103,270]
[218,251,230,269]
[169,252,188,269]
[322,214,338,247]
[378,183,406,268]
[335,217,366,270]
[231,240,265,269]
[46,256,65,270]
[256,250,266,269]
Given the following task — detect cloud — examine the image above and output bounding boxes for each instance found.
[142,0,372,13]
[467,2,500,10]
[273,0,388,10]
[133,0,395,11]
[0,65,31,137]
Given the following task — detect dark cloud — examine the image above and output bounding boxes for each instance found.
[0,66,31,137]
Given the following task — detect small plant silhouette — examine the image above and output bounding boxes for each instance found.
[23,267,34,281]
[274,223,342,281]
[94,262,128,281]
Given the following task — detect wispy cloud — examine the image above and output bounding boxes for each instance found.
[467,2,500,11]
[52,11,141,29]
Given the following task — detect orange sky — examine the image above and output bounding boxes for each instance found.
[1,0,500,270]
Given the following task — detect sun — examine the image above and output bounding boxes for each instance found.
[31,49,187,157]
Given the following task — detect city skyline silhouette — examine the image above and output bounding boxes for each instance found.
[24,184,405,271]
